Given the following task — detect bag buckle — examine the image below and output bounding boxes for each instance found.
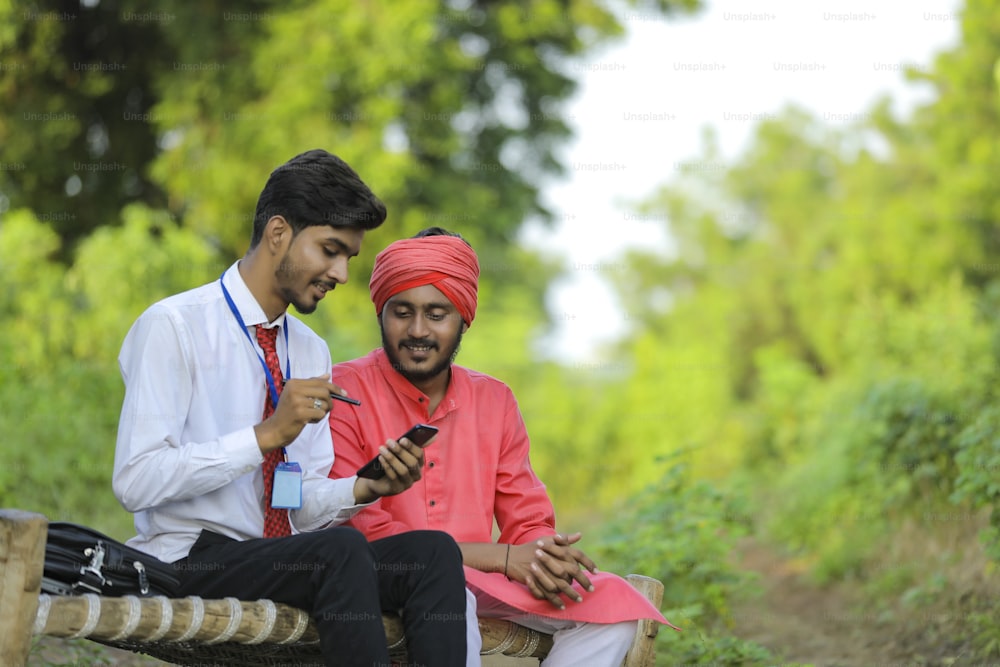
[80,541,108,588]
[133,560,150,595]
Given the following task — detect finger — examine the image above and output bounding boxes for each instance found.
[389,440,424,469]
[277,380,330,413]
[378,444,421,484]
[528,560,565,596]
[377,445,412,479]
[568,565,594,592]
[557,549,597,585]
[320,376,352,400]
[538,537,598,576]
[294,375,352,401]
[572,550,598,575]
[528,564,567,610]
[533,544,595,592]
[289,375,333,391]
[523,574,547,601]
[534,549,583,602]
[536,540,581,570]
[392,440,424,473]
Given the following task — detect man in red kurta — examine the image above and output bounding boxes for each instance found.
[329,228,677,666]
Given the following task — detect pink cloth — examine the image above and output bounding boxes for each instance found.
[329,349,676,628]
[369,236,481,325]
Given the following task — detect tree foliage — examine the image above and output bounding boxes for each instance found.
[0,0,704,530]
[568,0,1000,592]
[7,0,1000,661]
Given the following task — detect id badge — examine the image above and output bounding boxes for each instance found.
[272,461,302,509]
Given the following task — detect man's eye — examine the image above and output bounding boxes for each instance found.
[427,312,445,321]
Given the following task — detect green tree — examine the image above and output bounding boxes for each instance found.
[0,0,705,528]
[583,0,1000,589]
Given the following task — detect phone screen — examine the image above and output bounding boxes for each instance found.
[355,424,438,480]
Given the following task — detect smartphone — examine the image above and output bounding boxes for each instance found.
[355,424,439,480]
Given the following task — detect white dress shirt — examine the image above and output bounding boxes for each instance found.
[113,261,364,563]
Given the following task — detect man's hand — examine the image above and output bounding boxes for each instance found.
[507,533,597,610]
[352,434,434,504]
[254,375,343,453]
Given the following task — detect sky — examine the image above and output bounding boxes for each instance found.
[523,0,963,361]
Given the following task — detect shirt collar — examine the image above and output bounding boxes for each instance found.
[373,348,464,419]
[221,260,287,329]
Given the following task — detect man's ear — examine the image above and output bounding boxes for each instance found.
[461,322,469,334]
[264,215,290,251]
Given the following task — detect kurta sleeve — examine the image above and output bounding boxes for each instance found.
[493,393,556,545]
[328,367,414,540]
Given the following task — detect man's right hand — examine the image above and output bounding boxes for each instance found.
[352,434,433,504]
[254,375,342,453]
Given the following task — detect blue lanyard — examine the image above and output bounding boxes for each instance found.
[219,273,290,408]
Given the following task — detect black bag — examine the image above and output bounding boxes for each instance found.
[41,522,180,597]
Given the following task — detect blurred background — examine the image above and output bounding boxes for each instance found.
[3,0,1000,664]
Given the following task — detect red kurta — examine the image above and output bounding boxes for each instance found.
[329,349,676,628]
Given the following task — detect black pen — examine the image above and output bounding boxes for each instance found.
[282,379,362,406]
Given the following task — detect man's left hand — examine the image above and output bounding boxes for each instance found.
[522,532,598,608]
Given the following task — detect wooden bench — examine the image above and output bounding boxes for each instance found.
[0,510,664,666]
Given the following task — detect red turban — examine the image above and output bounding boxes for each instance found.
[370,235,481,326]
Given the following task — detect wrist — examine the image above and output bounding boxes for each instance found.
[353,477,379,505]
[254,422,283,454]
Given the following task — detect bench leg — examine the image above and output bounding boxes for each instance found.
[0,509,48,667]
[623,574,665,667]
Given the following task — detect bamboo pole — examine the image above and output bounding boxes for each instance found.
[7,507,660,665]
[35,594,552,658]
[0,509,48,667]
[479,617,553,658]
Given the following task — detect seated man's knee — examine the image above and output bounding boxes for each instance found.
[410,529,463,568]
[304,526,375,566]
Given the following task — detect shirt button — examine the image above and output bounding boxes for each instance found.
[429,500,436,507]
[428,461,435,468]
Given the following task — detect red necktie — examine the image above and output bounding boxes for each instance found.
[257,325,291,538]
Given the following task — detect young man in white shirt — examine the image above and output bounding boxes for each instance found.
[113,149,467,666]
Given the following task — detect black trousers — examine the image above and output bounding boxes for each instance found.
[173,527,467,667]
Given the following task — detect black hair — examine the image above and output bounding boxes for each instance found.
[250,149,387,247]
[412,226,472,246]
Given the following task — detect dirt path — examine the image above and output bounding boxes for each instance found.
[728,540,970,667]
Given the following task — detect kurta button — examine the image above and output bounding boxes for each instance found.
[429,500,436,507]
[428,462,435,468]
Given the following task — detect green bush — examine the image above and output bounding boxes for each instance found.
[953,405,1000,560]
[591,460,783,665]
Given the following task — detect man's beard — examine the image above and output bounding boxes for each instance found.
[276,250,318,315]
[381,325,463,384]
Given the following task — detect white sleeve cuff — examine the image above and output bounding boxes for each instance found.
[292,475,375,532]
